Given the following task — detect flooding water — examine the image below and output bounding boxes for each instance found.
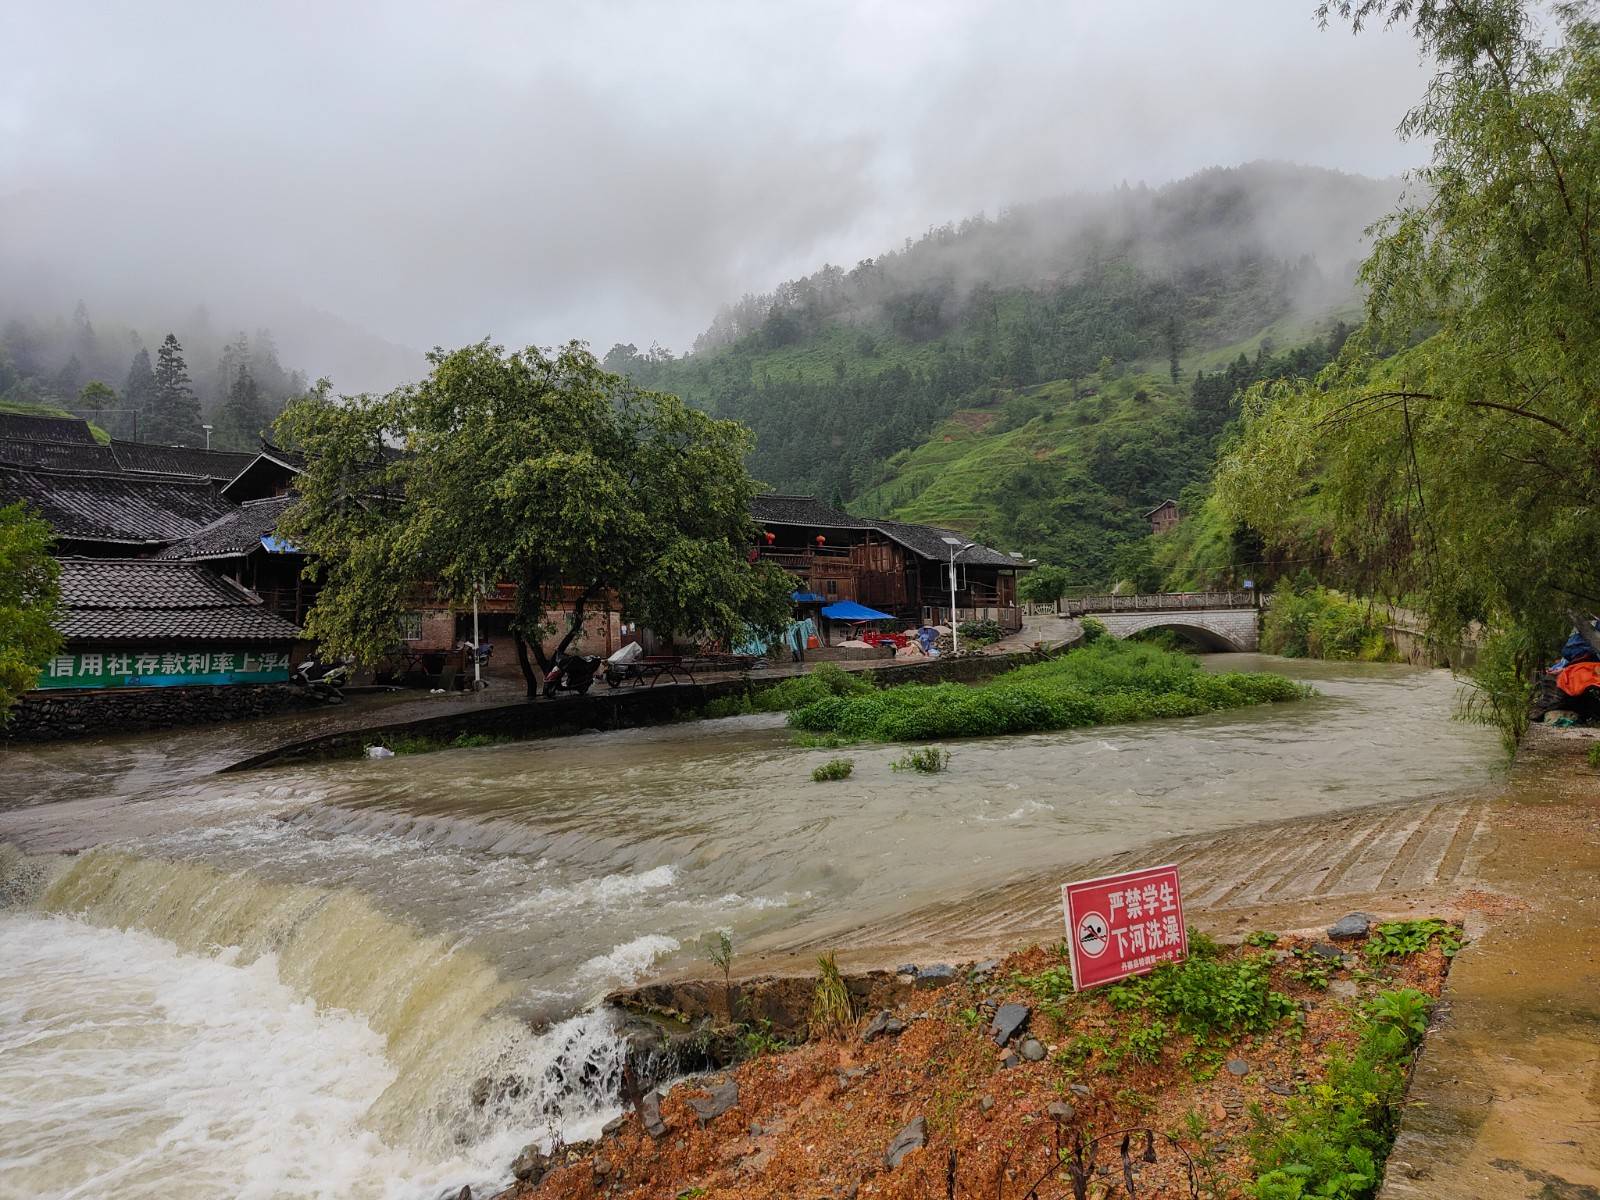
[0,656,1503,1198]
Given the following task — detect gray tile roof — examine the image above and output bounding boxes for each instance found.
[0,437,122,472]
[862,518,1022,568]
[111,440,257,483]
[751,494,872,530]
[55,558,301,643]
[155,496,296,560]
[0,412,97,444]
[0,464,237,546]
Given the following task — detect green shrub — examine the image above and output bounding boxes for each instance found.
[891,746,950,773]
[787,638,1310,743]
[811,757,854,782]
[1081,616,1109,643]
[1106,952,1294,1045]
[956,618,1004,646]
[1262,581,1392,661]
[750,662,875,713]
[1249,988,1433,1199]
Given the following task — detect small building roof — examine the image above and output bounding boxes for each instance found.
[0,412,97,444]
[1142,499,1179,518]
[0,436,121,472]
[0,463,237,547]
[156,496,297,561]
[220,444,304,501]
[863,518,1021,568]
[54,558,301,643]
[111,440,257,483]
[751,494,872,530]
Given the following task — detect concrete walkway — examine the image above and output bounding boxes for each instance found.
[1380,726,1600,1200]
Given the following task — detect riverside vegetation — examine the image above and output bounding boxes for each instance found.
[785,639,1308,743]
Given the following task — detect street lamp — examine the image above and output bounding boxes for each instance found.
[201,423,213,450]
[941,536,974,654]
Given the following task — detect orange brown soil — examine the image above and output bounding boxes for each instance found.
[505,934,1451,1200]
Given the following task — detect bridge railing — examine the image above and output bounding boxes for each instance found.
[1064,590,1258,616]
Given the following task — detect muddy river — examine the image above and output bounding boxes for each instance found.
[0,656,1503,1198]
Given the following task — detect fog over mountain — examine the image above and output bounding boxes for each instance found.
[1,2,1432,391]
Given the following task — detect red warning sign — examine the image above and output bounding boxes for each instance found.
[1061,863,1187,991]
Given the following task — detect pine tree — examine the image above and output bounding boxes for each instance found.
[148,334,201,446]
[123,348,159,439]
[221,362,269,450]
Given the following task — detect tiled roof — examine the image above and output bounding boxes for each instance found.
[0,437,121,472]
[0,412,97,444]
[55,558,301,643]
[1142,499,1179,518]
[0,464,236,546]
[155,496,296,560]
[751,494,872,530]
[863,518,1023,568]
[111,440,257,483]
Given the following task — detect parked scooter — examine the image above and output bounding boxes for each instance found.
[543,651,601,697]
[294,656,352,703]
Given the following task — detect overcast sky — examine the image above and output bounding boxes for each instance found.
[0,1,1433,379]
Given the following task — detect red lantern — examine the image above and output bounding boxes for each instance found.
[764,531,775,545]
[815,534,826,546]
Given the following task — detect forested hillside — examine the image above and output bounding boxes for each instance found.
[609,162,1389,584]
[0,303,312,450]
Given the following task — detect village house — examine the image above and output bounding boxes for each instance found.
[1145,499,1181,535]
[751,494,1028,635]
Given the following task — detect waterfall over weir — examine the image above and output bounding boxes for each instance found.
[2,847,635,1198]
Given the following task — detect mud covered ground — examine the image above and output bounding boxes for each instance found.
[501,930,1452,1200]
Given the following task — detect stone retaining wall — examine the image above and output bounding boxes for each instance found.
[222,650,1041,772]
[5,684,320,742]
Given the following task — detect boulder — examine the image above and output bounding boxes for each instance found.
[914,963,957,988]
[1047,1101,1076,1123]
[511,1144,549,1183]
[688,1078,739,1125]
[883,1116,927,1169]
[861,1010,906,1042]
[989,1003,1031,1047]
[1310,942,1345,961]
[640,1090,668,1139]
[1225,1059,1250,1076]
[1327,913,1373,941]
[1019,1038,1046,1062]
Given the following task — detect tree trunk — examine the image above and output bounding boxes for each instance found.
[513,634,541,698]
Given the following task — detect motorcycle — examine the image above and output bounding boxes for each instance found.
[294,656,352,704]
[543,651,601,697]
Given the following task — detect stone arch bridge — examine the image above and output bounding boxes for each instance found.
[1062,591,1261,652]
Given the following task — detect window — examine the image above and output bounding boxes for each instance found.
[826,580,838,594]
[399,612,424,641]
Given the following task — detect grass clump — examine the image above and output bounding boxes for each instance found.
[752,662,874,712]
[1248,988,1433,1199]
[809,951,854,1042]
[369,730,511,755]
[1262,578,1393,661]
[1588,742,1600,768]
[788,638,1309,743]
[891,746,950,773]
[1364,919,1463,963]
[811,757,854,782]
[1105,949,1295,1049]
[956,617,1004,646]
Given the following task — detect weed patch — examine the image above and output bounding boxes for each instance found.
[1364,919,1463,963]
[891,746,950,773]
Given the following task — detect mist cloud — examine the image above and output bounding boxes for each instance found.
[0,1,1431,389]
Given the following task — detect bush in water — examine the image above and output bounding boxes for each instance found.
[788,638,1309,743]
[811,758,854,782]
[891,747,950,773]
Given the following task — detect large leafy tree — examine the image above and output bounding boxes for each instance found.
[277,341,795,696]
[0,503,61,724]
[1219,1,1600,665]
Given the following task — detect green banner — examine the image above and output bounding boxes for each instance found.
[36,649,293,690]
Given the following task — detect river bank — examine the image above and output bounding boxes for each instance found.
[0,657,1507,1198]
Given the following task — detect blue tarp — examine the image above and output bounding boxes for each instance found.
[821,601,895,622]
[791,591,826,603]
[261,534,299,553]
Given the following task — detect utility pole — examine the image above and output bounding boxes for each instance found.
[941,536,973,654]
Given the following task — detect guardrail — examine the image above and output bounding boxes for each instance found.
[1063,591,1257,615]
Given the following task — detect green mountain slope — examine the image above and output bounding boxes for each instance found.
[611,163,1387,583]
